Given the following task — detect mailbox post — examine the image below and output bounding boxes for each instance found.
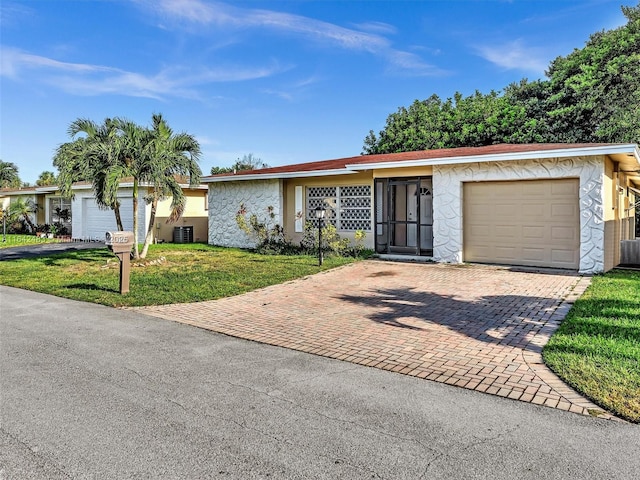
[105,231,134,294]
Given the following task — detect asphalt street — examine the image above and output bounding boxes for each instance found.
[1,285,639,479]
[0,241,104,261]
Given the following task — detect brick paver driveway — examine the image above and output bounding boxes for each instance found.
[136,260,613,418]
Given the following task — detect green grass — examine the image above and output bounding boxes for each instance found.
[0,243,357,307]
[543,269,640,423]
[0,233,60,248]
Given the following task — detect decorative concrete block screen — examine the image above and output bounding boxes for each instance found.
[208,179,283,248]
[306,185,371,231]
[432,156,604,274]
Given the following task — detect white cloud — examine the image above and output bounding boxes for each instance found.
[143,0,443,76]
[0,46,117,78]
[351,21,397,35]
[475,40,548,74]
[0,45,285,99]
[0,2,35,28]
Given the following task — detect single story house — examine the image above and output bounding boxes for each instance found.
[0,180,209,243]
[204,143,640,274]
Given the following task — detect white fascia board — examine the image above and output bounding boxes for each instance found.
[203,168,358,183]
[68,182,206,191]
[346,144,640,170]
[34,186,59,193]
[70,184,94,192]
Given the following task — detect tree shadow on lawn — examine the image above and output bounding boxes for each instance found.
[40,250,112,266]
[337,287,570,353]
[64,283,119,294]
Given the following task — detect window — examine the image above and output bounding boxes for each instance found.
[49,197,72,225]
[306,185,371,231]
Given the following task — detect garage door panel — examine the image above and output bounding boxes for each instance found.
[463,179,579,269]
[551,249,577,263]
[527,203,545,217]
[522,182,549,196]
[494,225,516,237]
[522,226,545,239]
[495,204,517,216]
[83,198,145,241]
[551,181,578,195]
[469,204,492,216]
[522,248,545,262]
[551,203,576,218]
[469,225,491,237]
[494,246,517,260]
[551,226,576,241]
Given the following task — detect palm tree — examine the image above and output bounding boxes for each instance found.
[8,198,38,233]
[35,170,58,186]
[0,160,21,188]
[137,114,201,259]
[53,118,128,231]
[54,114,201,258]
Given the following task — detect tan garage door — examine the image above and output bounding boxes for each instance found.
[463,179,579,269]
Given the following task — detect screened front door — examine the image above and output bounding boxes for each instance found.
[375,178,433,255]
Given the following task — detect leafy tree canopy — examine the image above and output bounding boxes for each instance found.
[363,3,640,154]
[210,153,269,175]
[36,170,58,186]
[0,160,22,188]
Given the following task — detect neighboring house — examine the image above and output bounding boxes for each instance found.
[0,180,209,243]
[204,143,640,274]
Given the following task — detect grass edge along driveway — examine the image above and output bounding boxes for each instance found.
[543,269,640,423]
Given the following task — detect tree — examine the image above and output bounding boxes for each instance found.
[210,166,234,175]
[8,198,38,233]
[136,114,202,258]
[544,4,640,144]
[0,161,21,188]
[210,153,269,175]
[53,118,127,232]
[54,114,202,259]
[363,91,529,154]
[36,171,58,186]
[363,4,640,154]
[233,153,269,171]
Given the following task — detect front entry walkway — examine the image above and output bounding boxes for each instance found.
[135,261,614,419]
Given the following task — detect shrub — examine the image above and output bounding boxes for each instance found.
[236,204,371,258]
[236,204,297,255]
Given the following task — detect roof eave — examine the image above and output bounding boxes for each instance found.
[203,168,358,183]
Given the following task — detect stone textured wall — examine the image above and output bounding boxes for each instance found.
[208,179,283,248]
[432,156,605,274]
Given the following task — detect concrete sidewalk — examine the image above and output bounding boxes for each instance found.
[135,260,615,419]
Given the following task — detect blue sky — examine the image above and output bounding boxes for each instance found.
[0,0,633,184]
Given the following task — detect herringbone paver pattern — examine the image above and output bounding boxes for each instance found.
[134,260,615,419]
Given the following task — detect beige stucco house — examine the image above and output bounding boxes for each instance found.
[0,180,209,243]
[204,143,640,274]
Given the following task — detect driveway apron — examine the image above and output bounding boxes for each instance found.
[135,260,613,419]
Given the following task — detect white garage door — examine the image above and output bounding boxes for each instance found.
[463,179,580,269]
[83,198,144,241]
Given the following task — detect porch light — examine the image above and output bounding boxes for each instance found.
[314,206,326,266]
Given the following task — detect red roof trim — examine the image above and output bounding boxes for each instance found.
[203,143,618,180]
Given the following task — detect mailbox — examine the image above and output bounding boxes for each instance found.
[105,231,134,294]
[105,231,134,254]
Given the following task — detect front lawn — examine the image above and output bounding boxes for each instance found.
[0,243,356,307]
[543,269,640,423]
